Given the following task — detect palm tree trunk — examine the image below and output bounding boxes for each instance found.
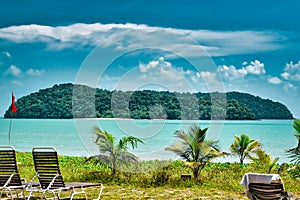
[193,168,198,179]
[297,140,300,152]
[112,156,117,177]
[112,168,116,177]
[239,153,244,164]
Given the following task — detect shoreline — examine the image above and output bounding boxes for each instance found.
[1,117,294,121]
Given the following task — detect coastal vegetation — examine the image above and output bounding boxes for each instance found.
[229,133,261,164]
[6,121,300,199]
[90,127,145,176]
[5,83,293,119]
[14,152,300,199]
[249,148,279,173]
[287,119,300,164]
[165,124,225,179]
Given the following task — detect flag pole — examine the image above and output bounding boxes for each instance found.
[9,92,18,146]
[8,112,12,146]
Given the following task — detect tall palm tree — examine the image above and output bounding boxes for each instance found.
[230,133,260,164]
[287,119,300,164]
[92,127,144,176]
[165,124,225,179]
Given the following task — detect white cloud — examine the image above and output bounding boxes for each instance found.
[11,80,22,86]
[218,65,242,81]
[2,51,11,57]
[197,71,218,83]
[281,72,289,80]
[268,76,282,84]
[111,57,197,92]
[217,60,266,81]
[7,65,22,77]
[26,68,45,76]
[0,23,289,56]
[284,83,297,92]
[188,30,287,55]
[245,60,266,75]
[217,65,248,80]
[281,61,300,81]
[195,71,225,92]
[139,57,184,82]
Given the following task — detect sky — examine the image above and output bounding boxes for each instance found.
[0,0,300,118]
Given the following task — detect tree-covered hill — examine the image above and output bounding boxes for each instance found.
[4,83,293,120]
[226,92,293,119]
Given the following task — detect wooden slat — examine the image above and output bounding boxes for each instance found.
[0,146,23,187]
[249,182,284,200]
[32,147,66,189]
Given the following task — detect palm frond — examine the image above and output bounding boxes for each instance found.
[116,150,139,163]
[86,154,113,169]
[244,140,260,154]
[230,133,260,164]
[250,148,279,173]
[287,148,300,164]
[292,119,300,135]
[118,136,145,150]
[175,130,189,142]
[92,126,144,176]
[166,124,223,179]
[205,139,220,151]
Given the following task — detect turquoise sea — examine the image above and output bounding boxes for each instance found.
[0,118,297,163]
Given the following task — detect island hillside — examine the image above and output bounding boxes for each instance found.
[4,83,293,120]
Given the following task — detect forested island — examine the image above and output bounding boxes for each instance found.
[4,83,293,120]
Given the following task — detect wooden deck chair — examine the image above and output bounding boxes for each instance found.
[248,182,285,200]
[27,147,103,200]
[240,173,287,200]
[0,146,25,199]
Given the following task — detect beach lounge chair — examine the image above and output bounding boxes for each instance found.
[27,147,103,200]
[240,173,287,200]
[0,146,25,199]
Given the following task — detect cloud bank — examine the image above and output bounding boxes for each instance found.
[0,23,289,56]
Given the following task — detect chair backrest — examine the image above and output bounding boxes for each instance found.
[0,146,22,187]
[248,182,284,200]
[32,147,65,189]
[241,173,286,200]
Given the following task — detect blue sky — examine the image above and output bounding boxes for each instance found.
[0,0,300,117]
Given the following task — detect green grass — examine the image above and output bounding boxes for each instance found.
[15,152,300,199]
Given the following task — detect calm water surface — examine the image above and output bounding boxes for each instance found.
[0,118,296,163]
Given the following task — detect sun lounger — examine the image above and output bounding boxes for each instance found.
[240,173,287,200]
[0,146,26,199]
[27,147,103,200]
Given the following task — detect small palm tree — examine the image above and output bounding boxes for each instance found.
[249,148,279,173]
[286,119,300,164]
[230,133,260,164]
[92,127,144,176]
[165,124,225,179]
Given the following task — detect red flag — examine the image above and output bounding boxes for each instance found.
[11,92,17,113]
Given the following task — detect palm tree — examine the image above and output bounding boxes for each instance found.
[92,127,144,176]
[229,133,260,164]
[249,148,279,173]
[286,119,300,164]
[165,124,225,179]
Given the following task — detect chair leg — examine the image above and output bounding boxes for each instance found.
[27,191,33,200]
[93,184,104,200]
[69,187,87,200]
[8,188,13,200]
[0,188,13,200]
